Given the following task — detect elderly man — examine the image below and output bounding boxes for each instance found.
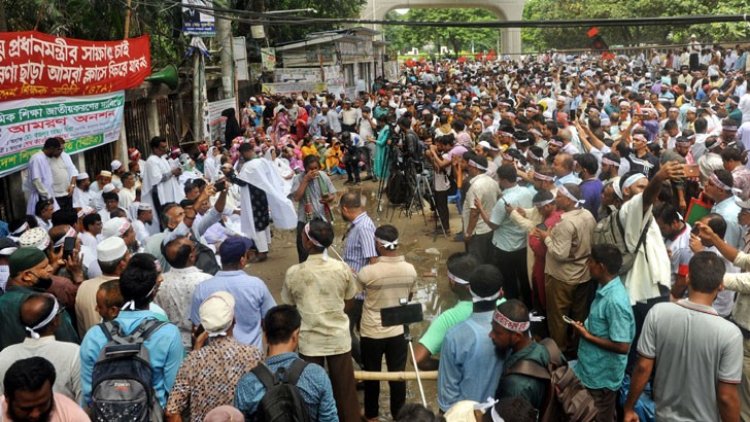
[142,136,183,221]
[552,153,581,186]
[532,183,595,353]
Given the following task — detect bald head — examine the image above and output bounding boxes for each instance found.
[164,236,195,269]
[20,294,58,336]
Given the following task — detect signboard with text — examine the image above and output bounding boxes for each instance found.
[0,91,125,177]
[182,0,216,36]
[0,31,151,101]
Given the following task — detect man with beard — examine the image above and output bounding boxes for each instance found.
[490,299,549,413]
[438,265,505,412]
[0,247,79,350]
[1,357,89,421]
[72,173,96,210]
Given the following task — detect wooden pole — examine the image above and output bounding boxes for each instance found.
[123,0,132,39]
[353,370,438,381]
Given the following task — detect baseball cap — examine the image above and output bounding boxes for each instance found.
[219,236,253,265]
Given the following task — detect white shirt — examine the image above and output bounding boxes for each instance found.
[132,219,150,245]
[73,187,97,209]
[0,337,81,402]
[154,266,213,349]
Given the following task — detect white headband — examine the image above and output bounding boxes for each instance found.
[623,173,647,189]
[533,198,555,207]
[53,227,77,249]
[468,159,488,171]
[709,173,742,195]
[304,222,329,261]
[533,172,554,182]
[11,222,29,236]
[121,281,158,311]
[447,270,470,285]
[558,184,584,207]
[376,237,399,250]
[612,180,624,200]
[470,289,502,303]
[601,157,620,167]
[25,296,60,339]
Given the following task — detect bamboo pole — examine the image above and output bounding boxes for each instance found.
[353,370,438,381]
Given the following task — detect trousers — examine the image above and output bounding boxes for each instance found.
[300,351,361,422]
[545,274,591,353]
[360,335,408,418]
[494,247,531,308]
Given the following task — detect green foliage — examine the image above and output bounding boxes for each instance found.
[260,0,367,44]
[521,0,750,52]
[384,8,501,55]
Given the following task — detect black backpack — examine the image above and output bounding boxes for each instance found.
[90,319,166,422]
[251,359,310,422]
[592,206,652,275]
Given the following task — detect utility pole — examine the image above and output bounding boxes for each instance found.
[216,14,234,99]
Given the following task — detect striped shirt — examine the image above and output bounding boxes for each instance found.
[343,212,377,273]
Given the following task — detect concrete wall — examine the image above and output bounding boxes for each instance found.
[361,0,525,55]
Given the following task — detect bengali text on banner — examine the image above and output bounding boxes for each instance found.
[0,91,125,177]
[0,31,151,101]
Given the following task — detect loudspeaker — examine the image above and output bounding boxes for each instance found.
[145,64,178,90]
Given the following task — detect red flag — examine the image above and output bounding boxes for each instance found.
[587,27,599,38]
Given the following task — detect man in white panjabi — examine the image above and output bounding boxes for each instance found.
[141,136,184,232]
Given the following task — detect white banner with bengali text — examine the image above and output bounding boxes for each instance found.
[0,91,124,177]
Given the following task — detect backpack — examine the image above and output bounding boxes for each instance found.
[90,319,167,422]
[592,206,652,275]
[504,338,598,422]
[251,359,311,422]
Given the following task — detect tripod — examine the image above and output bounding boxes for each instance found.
[398,162,448,239]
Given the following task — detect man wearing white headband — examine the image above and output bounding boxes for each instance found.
[533,183,595,353]
[0,293,81,402]
[413,252,481,371]
[80,253,184,410]
[439,265,505,412]
[491,299,548,413]
[704,169,743,249]
[463,152,501,264]
[357,225,417,420]
[281,219,361,421]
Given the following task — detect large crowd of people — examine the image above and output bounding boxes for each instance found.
[1,39,750,421]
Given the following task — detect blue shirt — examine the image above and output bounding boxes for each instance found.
[79,310,184,408]
[234,352,339,422]
[490,185,534,251]
[712,196,743,249]
[438,311,505,411]
[574,277,635,390]
[190,270,276,349]
[343,212,377,273]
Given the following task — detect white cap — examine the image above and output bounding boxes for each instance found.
[76,172,89,181]
[137,203,153,211]
[442,95,451,101]
[97,237,127,262]
[111,160,122,171]
[200,291,236,335]
[102,183,117,193]
[101,217,131,239]
[77,206,95,218]
[99,170,112,178]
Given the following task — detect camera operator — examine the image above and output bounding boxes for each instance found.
[427,134,467,235]
[342,131,365,185]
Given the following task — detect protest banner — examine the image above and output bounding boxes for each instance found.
[0,31,151,101]
[0,91,125,177]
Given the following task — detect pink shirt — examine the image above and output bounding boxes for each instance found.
[2,393,90,421]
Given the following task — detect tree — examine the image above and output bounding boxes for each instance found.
[521,0,750,52]
[384,8,501,55]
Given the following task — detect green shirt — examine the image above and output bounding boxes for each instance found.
[419,298,506,355]
[496,341,550,411]
[418,301,473,355]
[0,286,79,351]
[574,277,635,390]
